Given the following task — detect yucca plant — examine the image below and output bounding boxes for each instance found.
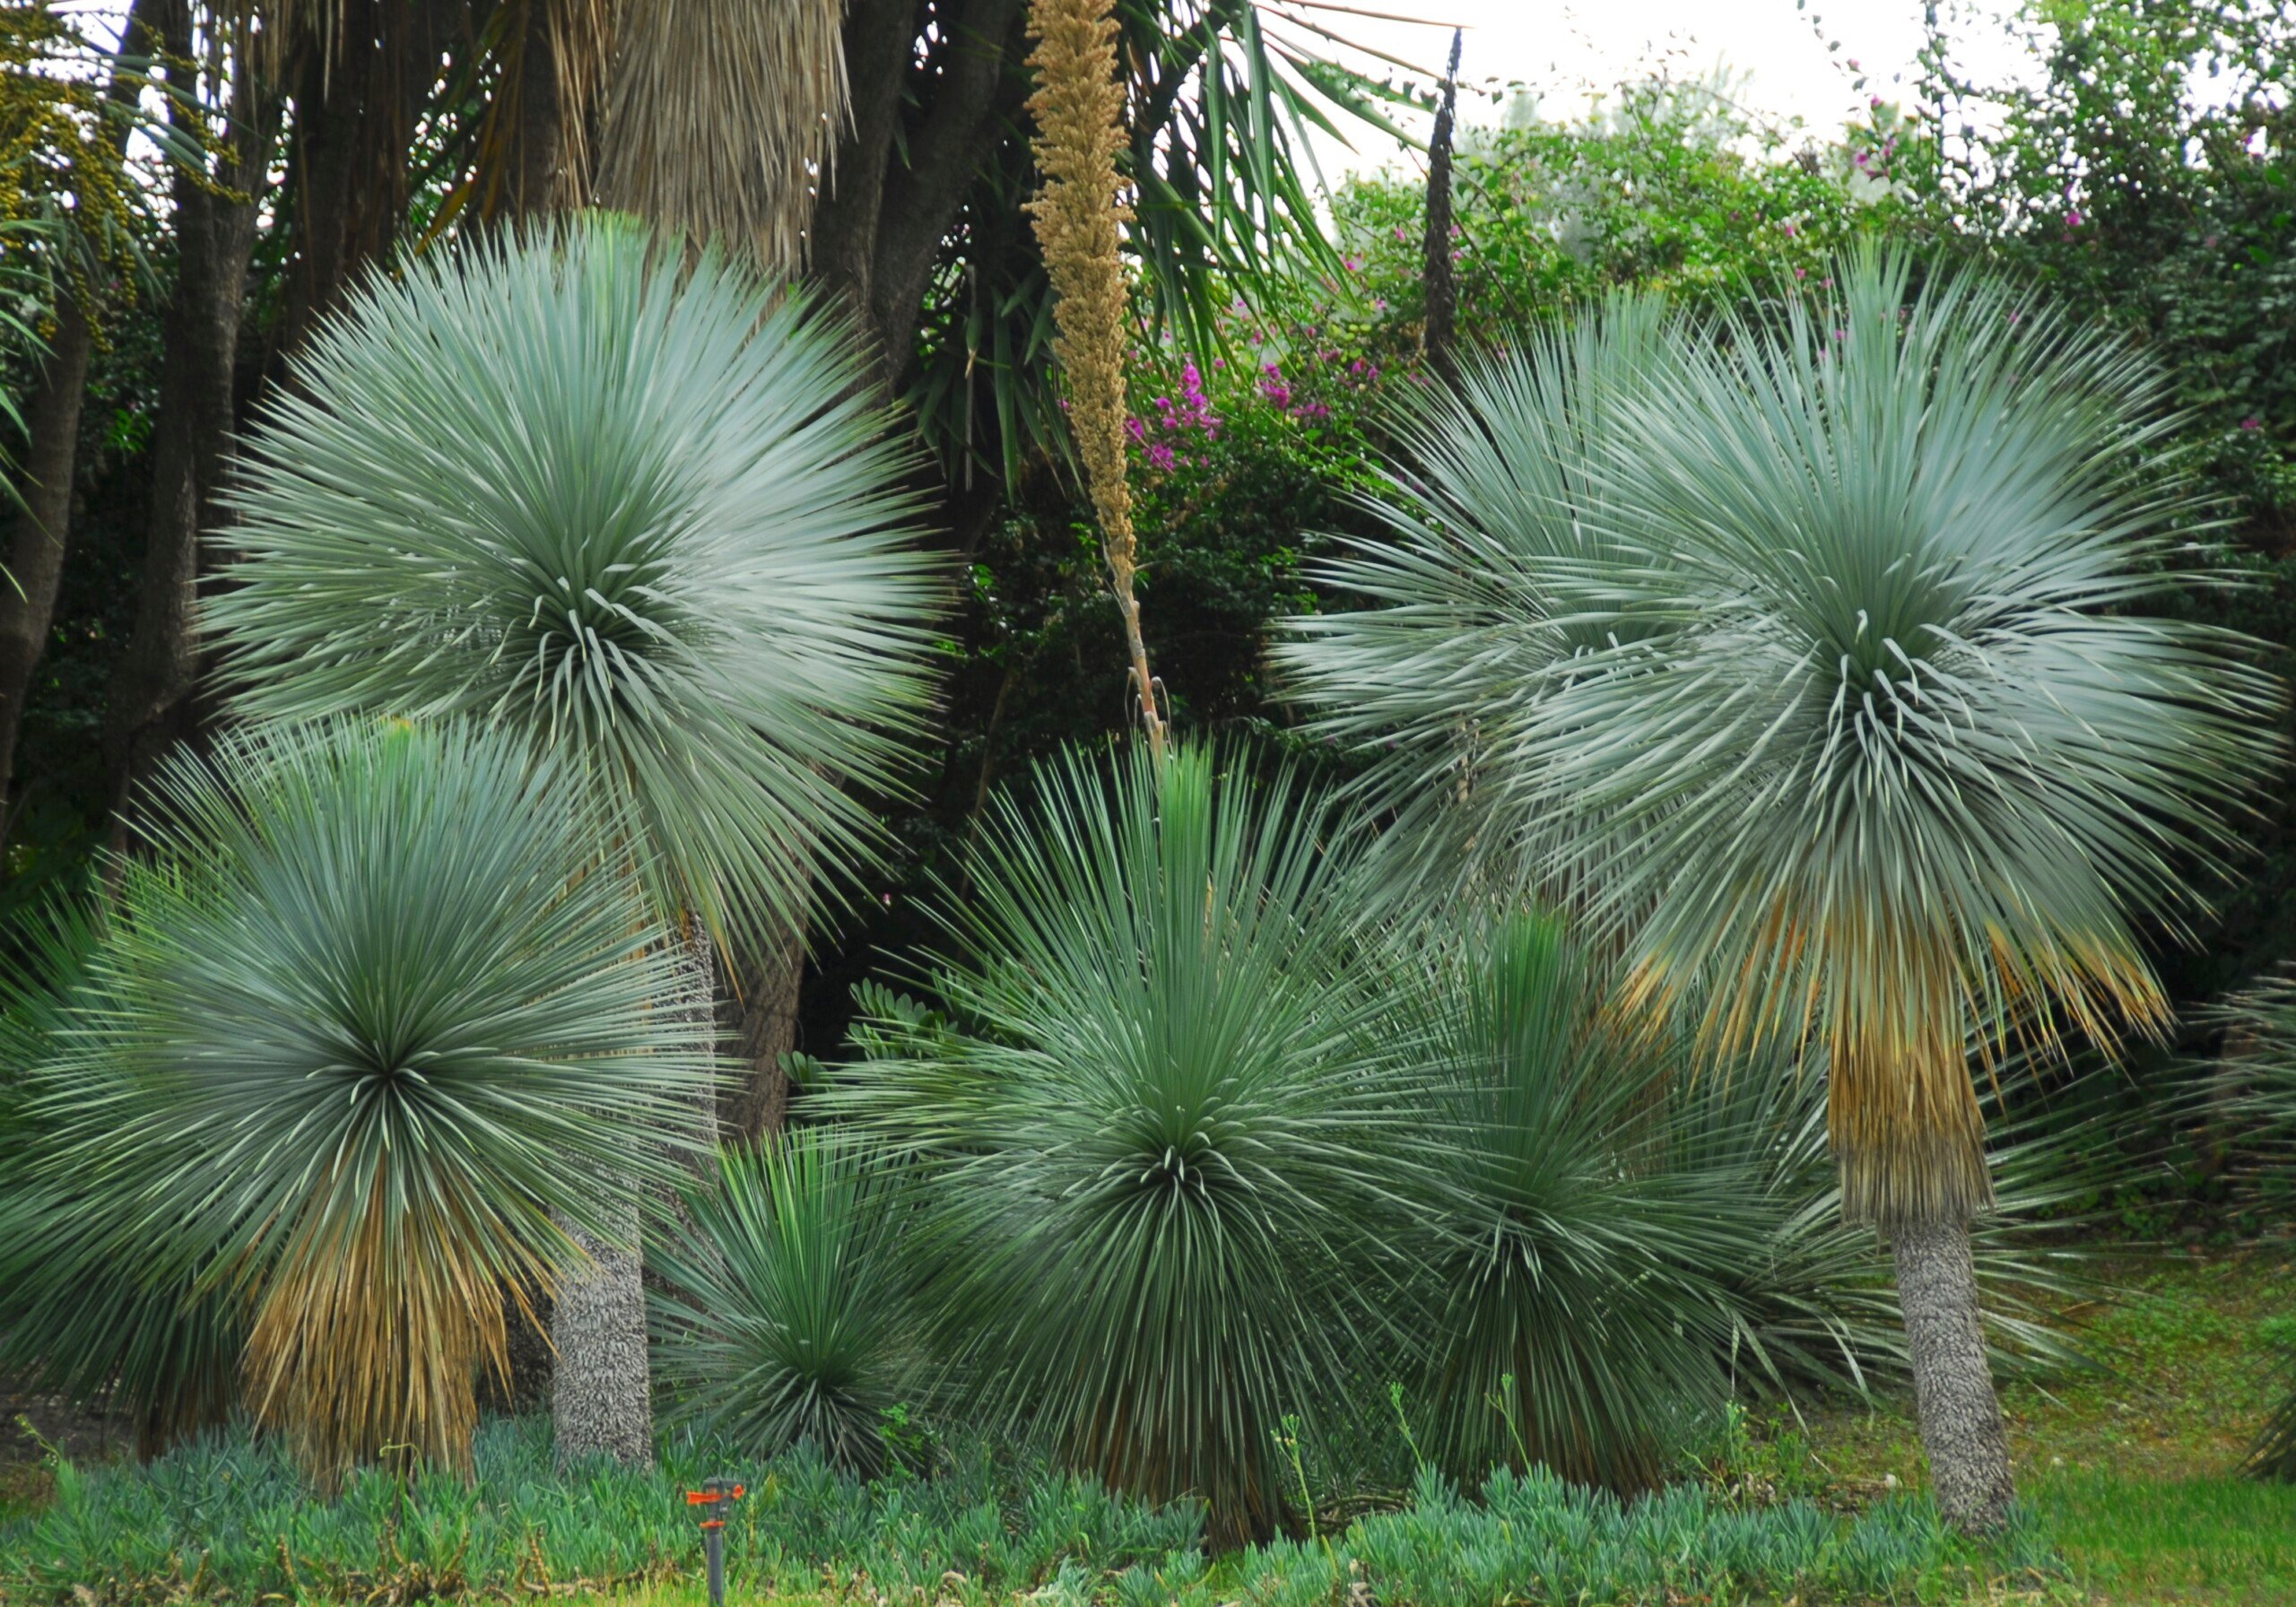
[1275,289,1688,908]
[0,898,245,1454]
[1284,248,2282,1531]
[1,719,714,1486]
[824,743,1397,1543]
[201,216,943,1461]
[2205,970,2296,1480]
[650,1132,918,1478]
[1386,912,1740,1490]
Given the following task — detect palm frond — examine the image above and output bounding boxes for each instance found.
[203,217,946,958]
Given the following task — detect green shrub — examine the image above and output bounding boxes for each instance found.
[650,1133,920,1478]
[0,1420,2056,1605]
[824,743,1395,1544]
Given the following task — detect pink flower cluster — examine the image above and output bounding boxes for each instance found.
[1127,359,1221,473]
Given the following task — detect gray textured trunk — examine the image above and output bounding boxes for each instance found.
[548,918,718,1464]
[1891,1216,2014,1533]
[548,1204,650,1464]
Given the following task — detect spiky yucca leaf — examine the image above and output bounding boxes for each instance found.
[203,218,943,957]
[1390,913,1739,1490]
[1290,248,2281,1226]
[1274,291,1691,909]
[824,743,1396,1543]
[0,898,245,1452]
[651,1132,917,1477]
[13,720,715,1486]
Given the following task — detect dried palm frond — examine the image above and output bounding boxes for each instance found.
[592,0,847,273]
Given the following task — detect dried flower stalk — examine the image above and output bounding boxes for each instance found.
[1026,0,1165,760]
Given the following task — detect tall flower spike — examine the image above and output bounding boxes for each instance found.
[1026,0,1164,759]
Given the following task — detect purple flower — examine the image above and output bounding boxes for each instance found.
[1146,442,1176,471]
[2241,415,2264,431]
[2066,210,2083,227]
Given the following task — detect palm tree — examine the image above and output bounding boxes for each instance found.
[1283,249,2282,1532]
[202,217,943,1464]
[0,719,713,1483]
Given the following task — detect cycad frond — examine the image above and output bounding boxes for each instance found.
[204,219,944,956]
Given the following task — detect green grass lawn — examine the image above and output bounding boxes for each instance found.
[1803,1245,2296,1606]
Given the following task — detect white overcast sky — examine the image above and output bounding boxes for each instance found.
[1274,0,2031,178]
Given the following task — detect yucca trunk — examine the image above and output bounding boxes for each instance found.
[549,1204,651,1463]
[550,914,715,1464]
[1891,1216,2014,1533]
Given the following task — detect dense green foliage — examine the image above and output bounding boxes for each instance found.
[650,1134,919,1479]
[0,1419,2048,1606]
[0,721,714,1473]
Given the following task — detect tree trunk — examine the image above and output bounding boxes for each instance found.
[102,0,278,838]
[1891,1215,2015,1533]
[549,916,716,1464]
[810,0,1029,391]
[548,1204,651,1464]
[0,294,97,817]
[0,0,156,822]
[722,909,807,1142]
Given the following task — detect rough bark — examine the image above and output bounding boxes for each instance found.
[0,295,97,817]
[101,0,279,840]
[548,1204,650,1464]
[810,0,1029,389]
[1891,1215,2015,1533]
[548,917,717,1464]
[721,909,808,1142]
